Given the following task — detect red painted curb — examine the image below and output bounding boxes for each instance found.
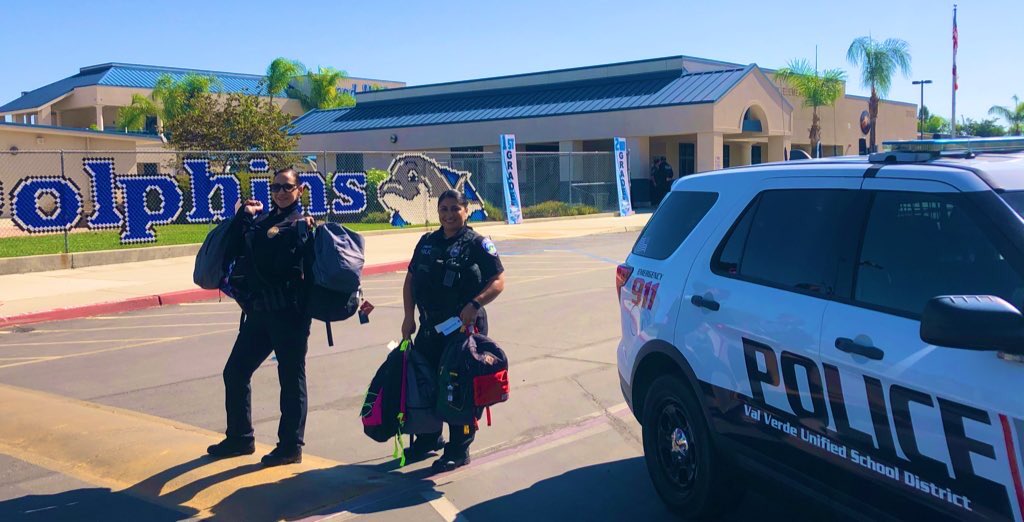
[158,288,222,306]
[0,296,160,329]
[0,260,410,328]
[362,260,408,277]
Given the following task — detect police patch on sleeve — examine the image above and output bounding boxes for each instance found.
[481,238,498,256]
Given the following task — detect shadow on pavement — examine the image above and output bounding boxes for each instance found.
[0,487,194,522]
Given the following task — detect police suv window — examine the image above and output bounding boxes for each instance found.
[712,190,861,296]
[855,191,1024,317]
[632,191,717,260]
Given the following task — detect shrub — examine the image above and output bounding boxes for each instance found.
[361,211,391,224]
[481,199,505,221]
[523,201,599,219]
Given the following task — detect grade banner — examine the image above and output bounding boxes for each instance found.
[499,134,523,224]
[612,137,634,216]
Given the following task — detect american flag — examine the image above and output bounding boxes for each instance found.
[953,7,959,91]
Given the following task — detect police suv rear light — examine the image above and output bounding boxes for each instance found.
[616,264,634,294]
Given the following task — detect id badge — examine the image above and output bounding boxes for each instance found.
[434,316,462,335]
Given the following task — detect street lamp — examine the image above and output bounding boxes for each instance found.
[913,80,933,139]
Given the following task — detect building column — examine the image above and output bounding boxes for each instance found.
[733,142,753,167]
[625,137,650,185]
[94,105,104,130]
[765,136,792,163]
[559,140,582,203]
[696,132,724,173]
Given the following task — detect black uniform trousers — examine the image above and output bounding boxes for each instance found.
[223,308,312,449]
[412,308,488,458]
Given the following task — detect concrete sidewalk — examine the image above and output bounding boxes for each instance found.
[0,213,648,326]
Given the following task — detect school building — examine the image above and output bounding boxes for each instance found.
[289,55,917,204]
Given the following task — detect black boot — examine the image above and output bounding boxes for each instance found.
[405,434,445,462]
[431,453,471,472]
[261,444,302,467]
[207,438,255,458]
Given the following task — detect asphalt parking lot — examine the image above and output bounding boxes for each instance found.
[0,232,836,521]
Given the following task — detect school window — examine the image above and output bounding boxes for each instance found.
[678,143,695,176]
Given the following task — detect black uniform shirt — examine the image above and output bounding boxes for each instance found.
[409,226,504,318]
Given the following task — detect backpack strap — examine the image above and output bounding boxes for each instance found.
[325,322,334,347]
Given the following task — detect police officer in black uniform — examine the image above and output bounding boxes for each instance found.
[206,167,314,467]
[402,189,506,471]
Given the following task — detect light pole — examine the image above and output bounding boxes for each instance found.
[912,80,933,139]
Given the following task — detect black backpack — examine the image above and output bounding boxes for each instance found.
[436,332,510,426]
[360,343,406,444]
[306,223,365,346]
[193,215,238,290]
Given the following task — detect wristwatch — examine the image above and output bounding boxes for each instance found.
[470,299,482,310]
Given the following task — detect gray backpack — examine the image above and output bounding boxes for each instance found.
[193,217,237,290]
[306,223,365,346]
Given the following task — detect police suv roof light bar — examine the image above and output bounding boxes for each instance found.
[871,137,1024,163]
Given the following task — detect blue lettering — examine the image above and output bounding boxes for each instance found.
[118,175,183,243]
[298,172,328,216]
[332,172,367,214]
[82,158,122,229]
[249,177,272,209]
[184,158,241,223]
[10,177,83,233]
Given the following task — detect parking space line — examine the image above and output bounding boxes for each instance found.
[0,328,236,369]
[33,322,238,333]
[421,492,469,522]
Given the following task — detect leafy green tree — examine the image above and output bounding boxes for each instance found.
[290,67,356,110]
[115,94,159,132]
[847,36,912,151]
[988,95,1024,135]
[921,114,950,135]
[961,118,1007,137]
[266,58,306,105]
[163,89,297,153]
[774,59,846,157]
[153,73,220,123]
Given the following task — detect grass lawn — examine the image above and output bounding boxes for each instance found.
[0,222,424,259]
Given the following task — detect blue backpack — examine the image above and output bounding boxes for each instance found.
[306,223,365,346]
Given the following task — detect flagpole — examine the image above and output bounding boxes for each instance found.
[952,4,958,136]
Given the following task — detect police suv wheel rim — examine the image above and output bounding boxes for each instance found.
[656,401,696,490]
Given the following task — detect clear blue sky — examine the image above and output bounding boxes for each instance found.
[2,0,1020,124]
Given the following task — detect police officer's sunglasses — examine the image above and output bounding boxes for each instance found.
[270,183,298,193]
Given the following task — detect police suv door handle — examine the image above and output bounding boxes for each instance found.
[834,337,884,360]
[690,295,720,311]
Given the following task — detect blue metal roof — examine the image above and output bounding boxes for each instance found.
[0,63,289,113]
[289,66,752,135]
[0,121,162,140]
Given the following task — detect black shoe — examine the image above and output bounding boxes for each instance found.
[431,454,471,472]
[261,445,302,467]
[405,435,445,462]
[206,438,255,458]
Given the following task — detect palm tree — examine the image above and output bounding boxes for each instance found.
[291,67,356,111]
[847,36,912,150]
[115,94,160,132]
[265,58,306,106]
[153,73,220,123]
[774,59,846,157]
[988,95,1024,135]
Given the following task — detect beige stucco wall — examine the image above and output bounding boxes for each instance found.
[0,128,161,218]
[713,70,793,136]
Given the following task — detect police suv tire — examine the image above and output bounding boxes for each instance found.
[641,375,738,519]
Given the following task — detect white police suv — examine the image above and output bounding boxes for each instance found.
[617,138,1024,521]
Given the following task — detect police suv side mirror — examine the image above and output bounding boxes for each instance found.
[920,295,1024,355]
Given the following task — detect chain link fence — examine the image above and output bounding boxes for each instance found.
[0,150,615,258]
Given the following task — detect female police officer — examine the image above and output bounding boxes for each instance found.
[401,189,505,471]
[206,167,314,467]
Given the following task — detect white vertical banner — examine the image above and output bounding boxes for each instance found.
[499,134,524,224]
[612,137,634,216]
